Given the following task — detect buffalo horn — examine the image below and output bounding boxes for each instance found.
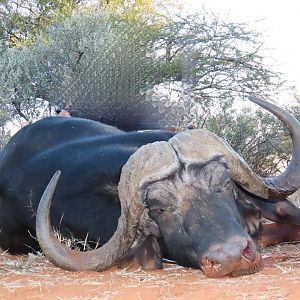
[36,142,180,271]
[169,96,300,199]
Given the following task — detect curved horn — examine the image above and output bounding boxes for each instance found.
[169,96,300,199]
[248,96,300,197]
[36,170,144,271]
[36,142,179,271]
[169,130,271,198]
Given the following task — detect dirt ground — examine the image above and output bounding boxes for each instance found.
[1,244,300,300]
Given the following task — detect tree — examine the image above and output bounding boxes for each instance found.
[0,0,81,47]
[0,4,296,176]
[2,8,285,119]
[0,45,53,122]
[204,104,296,176]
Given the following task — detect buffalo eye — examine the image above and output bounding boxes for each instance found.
[149,206,165,217]
[153,208,164,214]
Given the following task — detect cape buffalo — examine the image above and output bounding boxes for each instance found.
[1,96,300,278]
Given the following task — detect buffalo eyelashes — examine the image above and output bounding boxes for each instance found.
[149,207,165,215]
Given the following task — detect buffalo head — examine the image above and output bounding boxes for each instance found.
[36,96,300,277]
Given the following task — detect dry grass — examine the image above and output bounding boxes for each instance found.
[0,242,300,299]
[0,191,295,299]
[53,228,100,251]
[288,189,300,206]
[0,251,46,275]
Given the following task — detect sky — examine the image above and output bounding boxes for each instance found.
[183,0,300,102]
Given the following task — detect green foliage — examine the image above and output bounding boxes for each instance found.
[100,0,178,22]
[204,104,294,176]
[0,9,163,122]
[158,59,182,81]
[155,13,284,103]
[38,10,161,113]
[0,45,51,121]
[0,3,296,176]
[0,0,80,47]
[0,109,10,148]
[0,6,285,119]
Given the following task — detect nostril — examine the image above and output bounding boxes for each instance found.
[242,239,256,261]
[202,256,223,270]
[203,237,257,265]
[242,244,251,261]
[200,238,259,277]
[205,247,229,265]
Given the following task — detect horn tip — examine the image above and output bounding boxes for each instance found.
[53,170,62,180]
[248,95,260,102]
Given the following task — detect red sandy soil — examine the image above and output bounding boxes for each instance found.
[1,243,300,300]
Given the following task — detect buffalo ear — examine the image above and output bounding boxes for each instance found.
[251,197,300,225]
[260,223,300,247]
[273,200,300,224]
[117,209,163,270]
[117,235,163,270]
[235,195,262,241]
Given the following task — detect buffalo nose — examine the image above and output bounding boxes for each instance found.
[204,237,257,265]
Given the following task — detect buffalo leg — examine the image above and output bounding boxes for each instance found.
[0,229,39,254]
[118,235,163,270]
[260,223,300,247]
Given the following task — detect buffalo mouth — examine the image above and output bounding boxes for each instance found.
[200,252,263,278]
